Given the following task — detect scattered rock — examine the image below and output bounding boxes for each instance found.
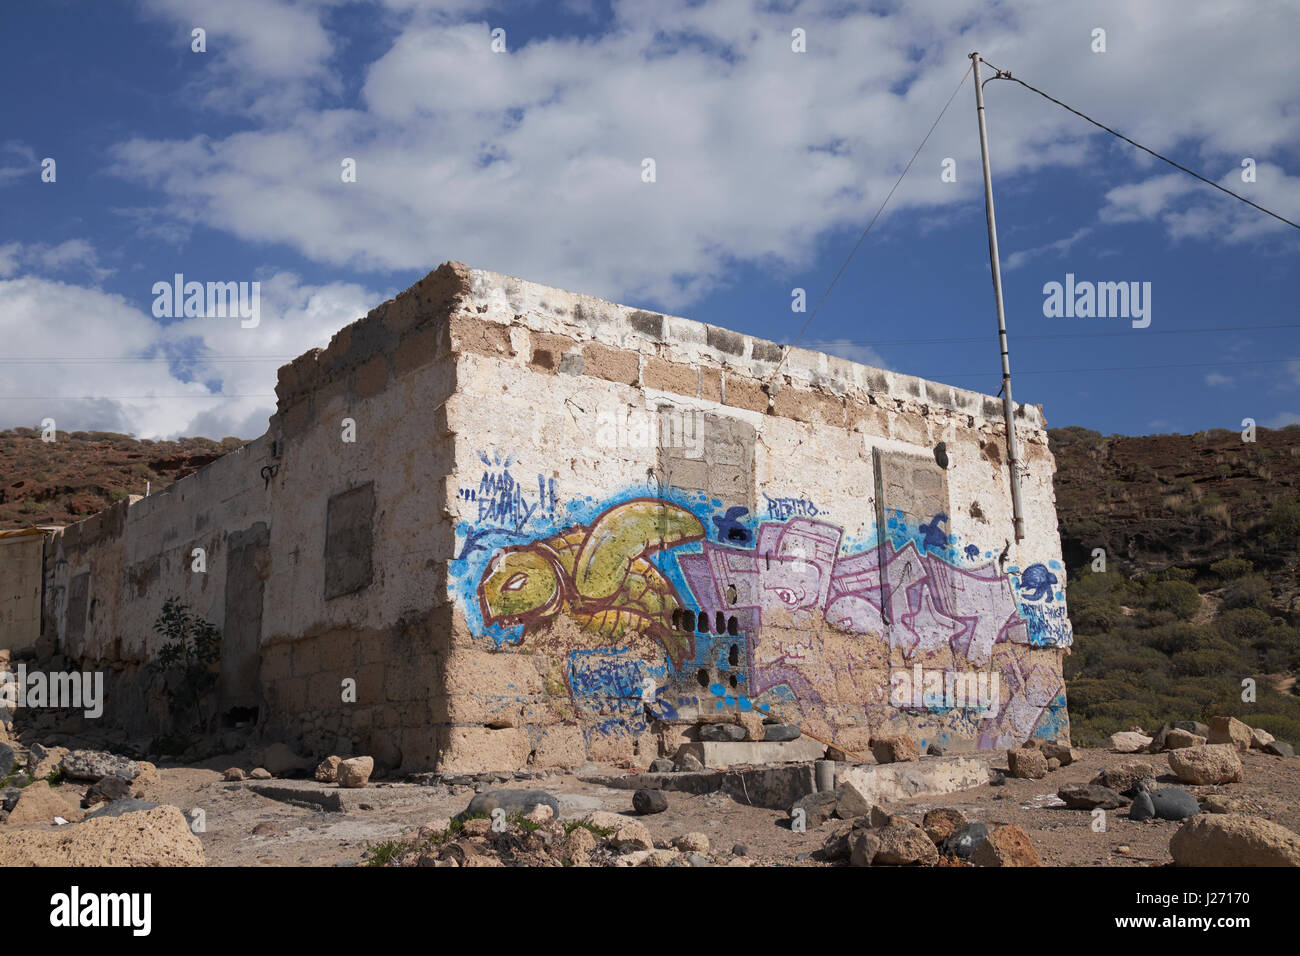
[222,767,246,782]
[1091,759,1158,795]
[970,824,1041,866]
[763,724,801,742]
[731,843,748,856]
[26,744,68,780]
[1168,744,1243,785]
[1046,757,1061,772]
[870,736,918,764]
[673,832,709,853]
[0,806,205,866]
[248,768,272,780]
[1129,791,1155,821]
[922,807,967,845]
[336,756,374,789]
[988,770,1007,786]
[1249,728,1275,750]
[1172,720,1211,738]
[1058,784,1128,810]
[1040,741,1077,766]
[586,810,653,851]
[649,759,676,773]
[1007,747,1048,779]
[461,789,559,821]
[833,781,871,819]
[869,805,894,828]
[1164,729,1205,750]
[1109,732,1153,753]
[926,743,946,757]
[1263,740,1294,758]
[698,723,746,742]
[873,819,939,866]
[524,804,554,824]
[314,756,341,783]
[791,791,838,827]
[940,822,989,860]
[0,743,13,779]
[62,749,138,782]
[81,774,131,808]
[6,780,84,825]
[1206,716,1252,753]
[251,821,282,836]
[556,827,597,866]
[1198,794,1246,814]
[1170,814,1300,867]
[848,830,881,867]
[676,753,704,772]
[632,788,668,815]
[1150,787,1200,821]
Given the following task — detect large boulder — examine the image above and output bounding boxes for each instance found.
[1169,815,1300,867]
[791,791,838,827]
[1206,716,1252,753]
[6,780,84,825]
[1039,741,1077,766]
[872,819,938,866]
[1110,732,1153,753]
[460,789,559,821]
[61,750,139,782]
[1164,729,1205,750]
[585,810,652,851]
[971,824,1042,866]
[1168,744,1243,785]
[1091,759,1159,795]
[336,756,374,789]
[870,736,918,764]
[632,788,668,815]
[921,808,968,845]
[1007,748,1048,779]
[0,806,205,866]
[1150,788,1200,821]
[940,822,990,860]
[1263,739,1295,758]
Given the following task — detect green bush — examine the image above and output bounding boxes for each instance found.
[1210,556,1253,580]
[1149,580,1201,620]
[1221,574,1272,611]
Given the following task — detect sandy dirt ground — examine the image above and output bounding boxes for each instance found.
[99,746,1300,866]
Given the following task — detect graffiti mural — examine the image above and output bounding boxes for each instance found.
[453,484,1073,753]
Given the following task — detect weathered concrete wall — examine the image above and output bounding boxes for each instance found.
[0,531,46,651]
[439,265,1072,772]
[35,261,1072,773]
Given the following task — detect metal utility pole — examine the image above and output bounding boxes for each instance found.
[970,52,1026,543]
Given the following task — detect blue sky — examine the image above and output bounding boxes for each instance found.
[2,0,1297,439]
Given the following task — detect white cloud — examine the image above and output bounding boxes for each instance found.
[107,0,1299,309]
[0,240,113,283]
[1004,227,1092,271]
[1204,371,1232,387]
[0,271,380,440]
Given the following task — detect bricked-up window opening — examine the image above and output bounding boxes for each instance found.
[324,481,376,600]
[872,446,952,628]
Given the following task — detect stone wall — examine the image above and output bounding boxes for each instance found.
[36,261,1072,773]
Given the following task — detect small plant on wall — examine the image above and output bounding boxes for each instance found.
[147,596,222,744]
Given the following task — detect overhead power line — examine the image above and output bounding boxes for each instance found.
[979,58,1300,231]
[772,62,974,376]
[804,321,1300,348]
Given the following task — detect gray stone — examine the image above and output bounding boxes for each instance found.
[675,752,704,772]
[940,822,989,860]
[763,724,801,742]
[459,788,559,821]
[1173,720,1211,738]
[62,750,139,782]
[697,723,747,742]
[82,774,132,808]
[84,798,162,820]
[0,743,13,779]
[791,791,838,827]
[926,744,946,756]
[1129,791,1156,821]
[731,843,748,856]
[1150,787,1200,821]
[649,759,676,773]
[632,788,667,815]
[1263,739,1294,758]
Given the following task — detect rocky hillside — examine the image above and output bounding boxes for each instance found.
[0,427,243,528]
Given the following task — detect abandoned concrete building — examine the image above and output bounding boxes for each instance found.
[9,261,1074,773]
